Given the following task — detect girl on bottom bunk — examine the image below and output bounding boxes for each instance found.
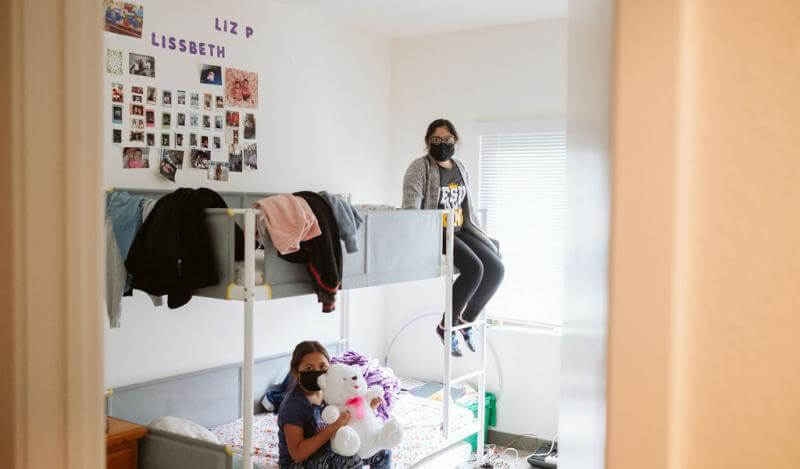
[278,341,392,469]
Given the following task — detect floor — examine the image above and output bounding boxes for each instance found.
[455,449,535,468]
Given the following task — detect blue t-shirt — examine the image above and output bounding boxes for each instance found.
[277,386,327,466]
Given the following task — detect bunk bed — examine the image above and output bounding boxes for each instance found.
[106,189,488,468]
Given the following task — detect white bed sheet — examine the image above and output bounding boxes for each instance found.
[211,393,475,468]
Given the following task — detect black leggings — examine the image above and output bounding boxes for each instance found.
[442,230,505,326]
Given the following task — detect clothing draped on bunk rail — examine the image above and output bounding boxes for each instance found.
[125,187,244,309]
[319,191,363,253]
[278,191,342,313]
[251,193,321,255]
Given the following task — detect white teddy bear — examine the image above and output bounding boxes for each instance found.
[318,363,404,459]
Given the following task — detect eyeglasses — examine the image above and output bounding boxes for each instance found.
[430,136,455,145]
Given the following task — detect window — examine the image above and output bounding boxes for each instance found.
[478,120,566,326]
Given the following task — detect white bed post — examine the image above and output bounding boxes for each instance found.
[243,209,256,469]
[476,209,489,463]
[442,209,455,440]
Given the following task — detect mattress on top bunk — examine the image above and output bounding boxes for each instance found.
[210,393,475,469]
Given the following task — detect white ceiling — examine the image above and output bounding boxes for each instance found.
[279,0,568,37]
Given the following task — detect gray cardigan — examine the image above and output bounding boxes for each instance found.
[402,154,499,255]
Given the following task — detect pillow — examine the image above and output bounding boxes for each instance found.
[149,416,220,444]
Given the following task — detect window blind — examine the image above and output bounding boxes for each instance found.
[478,125,566,325]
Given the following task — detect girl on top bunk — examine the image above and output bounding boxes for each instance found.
[278,341,391,469]
[402,119,505,357]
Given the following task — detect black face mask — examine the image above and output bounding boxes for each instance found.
[297,370,325,392]
[429,143,455,162]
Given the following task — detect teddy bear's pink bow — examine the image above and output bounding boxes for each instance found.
[344,396,366,420]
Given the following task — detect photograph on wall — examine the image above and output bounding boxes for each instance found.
[201,135,209,149]
[146,86,157,104]
[177,113,186,127]
[189,133,198,147]
[177,90,186,106]
[112,83,123,103]
[122,146,149,168]
[189,113,199,128]
[129,131,145,143]
[146,133,155,146]
[216,96,224,109]
[203,93,212,111]
[162,90,172,107]
[190,92,199,108]
[112,105,122,124]
[228,144,242,172]
[243,113,255,139]
[106,49,123,75]
[131,118,144,130]
[145,110,155,128]
[161,133,171,147]
[160,149,184,169]
[202,114,211,129]
[129,52,155,77]
[103,1,143,38]
[112,128,122,144]
[190,149,210,169]
[208,161,230,182]
[161,112,171,128]
[175,133,184,148]
[243,142,257,170]
[213,136,221,150]
[214,115,223,130]
[130,104,144,116]
[160,149,184,182]
[225,128,239,145]
[200,65,222,85]
[224,68,258,108]
[225,111,240,128]
[132,95,143,103]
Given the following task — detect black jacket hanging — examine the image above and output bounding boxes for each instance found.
[125,187,244,308]
[279,191,342,312]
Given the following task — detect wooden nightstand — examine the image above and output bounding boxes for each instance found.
[106,417,148,469]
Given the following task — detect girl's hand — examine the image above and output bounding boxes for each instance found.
[370,398,382,410]
[333,410,351,429]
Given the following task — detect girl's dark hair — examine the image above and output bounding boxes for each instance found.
[289,341,330,374]
[424,118,459,145]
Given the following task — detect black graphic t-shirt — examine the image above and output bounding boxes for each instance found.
[437,164,466,229]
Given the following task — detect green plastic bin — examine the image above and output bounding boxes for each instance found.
[459,391,497,452]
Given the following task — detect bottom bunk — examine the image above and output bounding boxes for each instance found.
[211,393,475,468]
[109,348,481,469]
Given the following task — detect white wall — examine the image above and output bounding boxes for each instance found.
[386,20,567,438]
[104,0,392,387]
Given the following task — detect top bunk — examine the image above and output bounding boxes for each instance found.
[109,188,444,303]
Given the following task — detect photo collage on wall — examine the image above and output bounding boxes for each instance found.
[105,1,259,181]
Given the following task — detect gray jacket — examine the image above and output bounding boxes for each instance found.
[402,154,499,255]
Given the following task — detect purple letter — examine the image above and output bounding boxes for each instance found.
[217,46,225,59]
[198,42,206,56]
[168,37,176,50]
[245,26,253,38]
[214,17,222,31]
[150,32,159,47]
[179,39,186,52]
[189,41,197,55]
[230,21,238,35]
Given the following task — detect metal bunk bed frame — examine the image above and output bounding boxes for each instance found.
[108,192,487,468]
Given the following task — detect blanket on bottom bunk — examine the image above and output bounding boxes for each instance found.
[212,393,475,469]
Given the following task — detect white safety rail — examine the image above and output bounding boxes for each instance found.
[442,209,488,463]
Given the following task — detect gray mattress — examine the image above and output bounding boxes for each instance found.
[112,189,443,301]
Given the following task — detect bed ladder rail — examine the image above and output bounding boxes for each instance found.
[441,209,488,463]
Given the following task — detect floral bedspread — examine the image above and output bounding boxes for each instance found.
[210,393,475,469]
